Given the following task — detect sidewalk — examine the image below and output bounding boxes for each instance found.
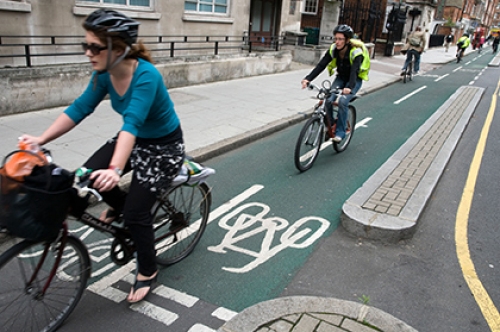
[0,46,472,169]
[0,46,489,332]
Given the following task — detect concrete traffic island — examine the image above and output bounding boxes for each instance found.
[341,86,484,243]
[218,296,418,332]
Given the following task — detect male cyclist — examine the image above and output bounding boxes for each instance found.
[401,26,426,75]
[456,33,471,62]
[301,25,369,143]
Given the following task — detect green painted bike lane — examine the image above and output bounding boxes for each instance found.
[154,52,495,312]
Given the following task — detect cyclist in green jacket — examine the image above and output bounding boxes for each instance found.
[456,33,471,63]
[301,25,369,143]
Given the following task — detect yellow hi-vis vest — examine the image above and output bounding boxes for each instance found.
[457,36,470,49]
[327,39,370,81]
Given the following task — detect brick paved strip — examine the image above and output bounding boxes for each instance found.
[341,86,484,243]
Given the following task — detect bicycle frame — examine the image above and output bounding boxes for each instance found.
[313,100,335,139]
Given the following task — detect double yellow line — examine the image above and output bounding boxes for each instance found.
[456,79,500,331]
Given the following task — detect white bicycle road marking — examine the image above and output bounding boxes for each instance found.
[356,117,372,128]
[435,73,449,82]
[208,200,330,273]
[393,85,427,105]
[320,117,372,151]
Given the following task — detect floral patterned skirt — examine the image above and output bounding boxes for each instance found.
[130,140,185,194]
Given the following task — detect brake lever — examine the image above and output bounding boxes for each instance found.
[79,186,103,202]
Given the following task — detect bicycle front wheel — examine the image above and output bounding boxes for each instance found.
[334,105,356,153]
[0,235,91,332]
[154,182,211,266]
[294,116,323,172]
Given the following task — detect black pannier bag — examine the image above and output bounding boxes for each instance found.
[0,151,75,242]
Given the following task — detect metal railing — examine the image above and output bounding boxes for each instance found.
[0,34,288,68]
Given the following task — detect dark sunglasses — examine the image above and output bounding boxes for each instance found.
[81,42,107,55]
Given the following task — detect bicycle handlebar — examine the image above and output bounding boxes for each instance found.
[307,82,343,100]
[74,167,103,202]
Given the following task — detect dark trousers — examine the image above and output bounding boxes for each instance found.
[84,138,158,277]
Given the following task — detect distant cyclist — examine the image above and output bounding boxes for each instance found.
[301,24,369,143]
[401,26,426,76]
[456,33,471,62]
[493,35,500,54]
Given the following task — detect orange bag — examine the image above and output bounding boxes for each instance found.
[4,141,48,182]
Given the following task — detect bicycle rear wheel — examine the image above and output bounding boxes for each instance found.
[403,61,412,83]
[0,235,90,332]
[294,115,323,172]
[154,182,211,266]
[334,105,356,153]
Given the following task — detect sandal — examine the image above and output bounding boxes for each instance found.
[127,273,158,304]
[99,208,122,224]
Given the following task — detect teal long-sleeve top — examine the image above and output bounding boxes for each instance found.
[64,58,180,139]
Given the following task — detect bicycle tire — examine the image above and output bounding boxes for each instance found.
[294,115,323,172]
[154,182,211,266]
[409,61,413,81]
[0,235,90,332]
[403,60,412,83]
[334,105,356,153]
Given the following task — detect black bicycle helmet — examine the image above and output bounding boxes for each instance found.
[333,24,354,39]
[83,9,140,46]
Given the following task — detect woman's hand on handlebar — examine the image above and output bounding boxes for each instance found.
[90,169,120,192]
[301,79,310,89]
[342,87,351,95]
[19,134,44,146]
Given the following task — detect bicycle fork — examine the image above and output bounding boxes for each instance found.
[28,223,69,299]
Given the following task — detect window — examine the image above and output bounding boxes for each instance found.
[185,0,228,14]
[74,0,160,19]
[0,0,31,12]
[81,0,150,7]
[301,0,318,15]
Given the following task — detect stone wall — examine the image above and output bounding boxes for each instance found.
[290,42,376,66]
[0,51,292,116]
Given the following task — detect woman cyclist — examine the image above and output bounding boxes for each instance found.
[20,9,185,303]
[301,25,369,143]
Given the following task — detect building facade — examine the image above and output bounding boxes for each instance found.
[0,0,305,66]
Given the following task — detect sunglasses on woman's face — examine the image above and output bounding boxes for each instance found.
[81,42,107,55]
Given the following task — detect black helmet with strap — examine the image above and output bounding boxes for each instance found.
[333,24,354,39]
[84,9,139,46]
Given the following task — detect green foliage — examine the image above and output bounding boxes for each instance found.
[358,294,370,305]
[444,17,455,27]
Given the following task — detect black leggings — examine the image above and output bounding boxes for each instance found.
[84,137,181,277]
